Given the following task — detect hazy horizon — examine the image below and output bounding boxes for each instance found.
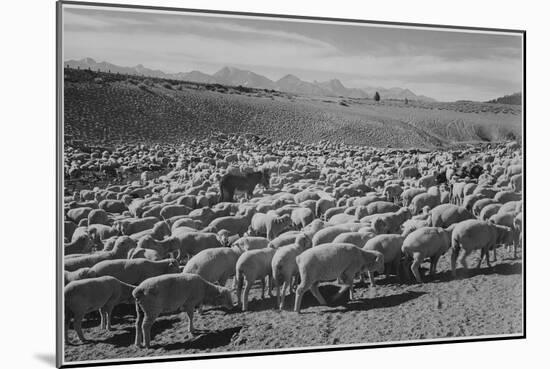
[63,5,523,102]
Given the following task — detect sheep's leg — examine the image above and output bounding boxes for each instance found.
[492,244,498,262]
[260,277,266,300]
[275,281,281,309]
[105,304,115,331]
[476,249,485,269]
[485,247,493,268]
[410,257,423,283]
[73,313,86,343]
[310,282,327,305]
[134,303,144,347]
[393,257,401,281]
[235,274,243,307]
[459,250,471,271]
[368,271,376,287]
[242,279,252,311]
[186,308,196,336]
[268,275,273,297]
[430,255,440,276]
[99,308,106,330]
[294,284,306,313]
[451,248,460,277]
[142,313,156,349]
[279,280,290,311]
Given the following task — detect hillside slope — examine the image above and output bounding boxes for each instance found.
[63,69,521,148]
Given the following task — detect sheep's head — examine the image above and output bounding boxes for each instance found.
[364,250,385,274]
[165,258,180,274]
[496,225,513,245]
[206,287,233,309]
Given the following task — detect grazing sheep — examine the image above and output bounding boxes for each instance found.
[115,217,158,236]
[232,236,269,251]
[65,234,95,255]
[401,226,453,283]
[294,243,384,313]
[65,276,135,344]
[410,188,440,215]
[133,273,233,348]
[494,191,522,204]
[235,246,278,311]
[64,268,96,286]
[401,218,429,237]
[418,174,437,189]
[365,201,400,216]
[429,204,474,228]
[129,220,171,242]
[510,173,522,192]
[450,219,513,276]
[372,207,411,234]
[127,235,179,260]
[291,207,315,229]
[64,236,136,272]
[401,188,426,207]
[268,231,303,249]
[99,199,128,214]
[462,193,486,212]
[266,213,293,240]
[207,208,255,236]
[159,204,192,220]
[332,231,376,248]
[90,258,180,285]
[67,207,93,224]
[383,183,403,203]
[363,234,405,282]
[312,225,362,246]
[172,230,224,259]
[87,209,111,226]
[316,197,336,218]
[472,198,498,217]
[183,246,244,285]
[271,234,312,310]
[478,203,503,220]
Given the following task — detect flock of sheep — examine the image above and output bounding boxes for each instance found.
[63,133,523,350]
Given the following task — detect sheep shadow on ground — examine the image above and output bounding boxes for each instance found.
[158,326,243,351]
[88,316,179,347]
[339,290,427,312]
[431,261,522,284]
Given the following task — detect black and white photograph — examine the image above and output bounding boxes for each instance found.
[57,1,525,367]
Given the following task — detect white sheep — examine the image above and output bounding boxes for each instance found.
[401,226,453,283]
[133,273,233,348]
[235,246,278,311]
[363,234,405,282]
[65,276,135,344]
[182,245,244,286]
[271,234,312,310]
[294,243,384,313]
[90,258,180,285]
[450,219,513,276]
[64,267,97,286]
[64,236,136,272]
[372,207,411,234]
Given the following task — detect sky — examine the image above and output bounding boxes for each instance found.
[63,5,523,102]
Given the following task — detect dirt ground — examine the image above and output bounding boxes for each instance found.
[64,247,523,363]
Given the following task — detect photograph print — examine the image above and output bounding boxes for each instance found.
[58,1,525,367]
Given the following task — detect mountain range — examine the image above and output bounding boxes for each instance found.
[64,57,436,102]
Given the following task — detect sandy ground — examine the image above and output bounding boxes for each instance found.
[64,247,523,363]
